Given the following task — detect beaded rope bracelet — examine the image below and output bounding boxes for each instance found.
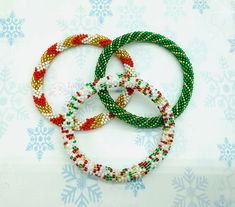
[95,31,194,128]
[31,34,136,130]
[62,74,175,182]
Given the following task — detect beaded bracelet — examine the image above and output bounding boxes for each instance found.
[62,74,175,182]
[95,31,194,128]
[31,34,136,130]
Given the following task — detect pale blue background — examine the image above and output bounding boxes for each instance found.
[0,0,235,206]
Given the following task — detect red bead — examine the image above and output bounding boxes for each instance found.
[71,34,88,45]
[33,94,47,107]
[66,134,74,140]
[33,68,46,80]
[99,39,112,48]
[47,43,60,56]
[51,115,65,126]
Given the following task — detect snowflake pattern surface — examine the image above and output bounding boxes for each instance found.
[228,37,235,53]
[202,58,235,121]
[118,0,146,31]
[164,0,186,19]
[214,195,233,207]
[61,165,102,207]
[89,0,112,24]
[0,67,28,138]
[172,168,209,207]
[217,138,235,169]
[58,7,100,35]
[0,12,24,45]
[125,178,145,197]
[193,0,209,14]
[26,119,54,160]
[57,7,101,65]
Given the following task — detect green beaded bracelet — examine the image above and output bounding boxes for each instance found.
[95,31,194,128]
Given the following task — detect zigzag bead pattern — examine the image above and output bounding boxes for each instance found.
[31,34,136,130]
[62,74,175,182]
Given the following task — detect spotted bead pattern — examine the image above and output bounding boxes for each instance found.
[61,74,175,182]
[31,34,136,130]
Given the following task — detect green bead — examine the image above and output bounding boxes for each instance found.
[94,31,194,128]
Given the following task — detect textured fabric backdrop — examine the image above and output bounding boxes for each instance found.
[0,0,235,206]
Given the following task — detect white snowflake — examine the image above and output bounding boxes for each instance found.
[0,12,24,45]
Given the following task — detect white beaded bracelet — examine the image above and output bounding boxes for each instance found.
[61,74,175,182]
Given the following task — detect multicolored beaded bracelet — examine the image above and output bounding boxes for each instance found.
[95,31,194,128]
[62,74,175,182]
[31,34,136,130]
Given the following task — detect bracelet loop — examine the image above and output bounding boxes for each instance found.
[31,34,136,130]
[62,75,175,182]
[95,31,194,128]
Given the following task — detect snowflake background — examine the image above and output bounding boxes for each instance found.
[192,0,209,14]
[118,0,147,32]
[61,165,102,207]
[125,178,145,197]
[164,0,186,20]
[0,0,235,206]
[26,119,55,160]
[89,0,112,24]
[214,195,233,207]
[172,168,210,207]
[217,137,235,169]
[202,57,235,121]
[0,66,28,138]
[0,12,24,45]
